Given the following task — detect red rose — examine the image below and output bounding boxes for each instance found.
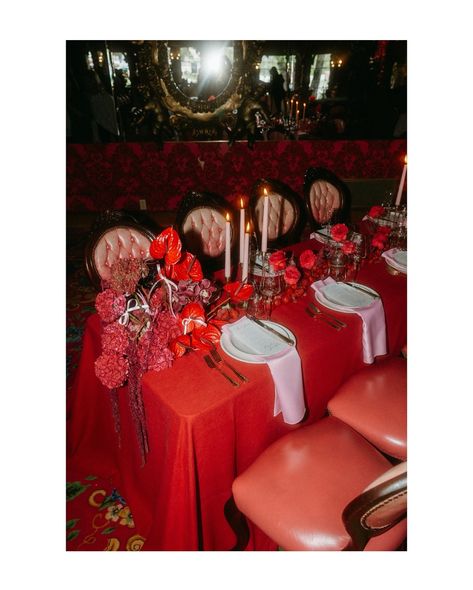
[299,249,316,270]
[368,205,385,219]
[342,240,356,255]
[269,250,287,271]
[331,223,349,242]
[309,95,316,102]
[284,265,301,286]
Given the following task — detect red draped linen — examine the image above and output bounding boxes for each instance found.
[67,240,407,550]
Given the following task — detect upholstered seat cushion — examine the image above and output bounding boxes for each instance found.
[309,180,341,224]
[94,226,152,281]
[254,193,295,240]
[232,417,406,551]
[181,207,226,257]
[327,357,407,460]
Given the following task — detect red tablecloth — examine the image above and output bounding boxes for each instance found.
[67,241,407,550]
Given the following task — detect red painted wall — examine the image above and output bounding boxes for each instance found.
[66,139,407,211]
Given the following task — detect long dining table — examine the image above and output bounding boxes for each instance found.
[67,238,407,551]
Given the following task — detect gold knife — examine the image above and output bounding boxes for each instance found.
[247,315,295,346]
[343,282,380,299]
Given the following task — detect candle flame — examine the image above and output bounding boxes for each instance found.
[263,187,268,196]
[404,155,407,165]
[246,221,250,232]
[240,197,244,209]
[226,212,230,222]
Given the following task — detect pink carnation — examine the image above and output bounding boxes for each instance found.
[95,289,126,323]
[299,249,316,270]
[101,323,129,354]
[284,265,301,286]
[95,351,129,389]
[146,346,174,373]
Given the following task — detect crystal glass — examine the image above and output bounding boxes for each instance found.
[328,243,347,281]
[259,251,284,318]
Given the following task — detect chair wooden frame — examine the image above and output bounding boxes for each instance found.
[175,190,238,272]
[303,167,351,231]
[84,210,156,289]
[342,469,407,551]
[249,178,306,249]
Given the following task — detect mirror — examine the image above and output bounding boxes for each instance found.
[145,40,248,123]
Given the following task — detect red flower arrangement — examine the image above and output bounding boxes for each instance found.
[94,227,226,463]
[284,265,301,285]
[342,240,356,255]
[299,249,317,270]
[368,205,385,219]
[371,226,391,251]
[330,223,349,242]
[269,250,287,271]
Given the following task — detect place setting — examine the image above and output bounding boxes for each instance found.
[311,276,387,364]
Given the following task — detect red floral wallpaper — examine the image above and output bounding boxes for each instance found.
[66,139,407,211]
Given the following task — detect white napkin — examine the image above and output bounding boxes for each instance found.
[311,278,387,364]
[221,317,306,424]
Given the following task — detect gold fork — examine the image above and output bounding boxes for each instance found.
[305,307,342,330]
[309,302,347,328]
[203,355,240,387]
[210,348,249,383]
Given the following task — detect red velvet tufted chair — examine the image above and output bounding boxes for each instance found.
[249,178,306,249]
[303,167,351,231]
[229,416,407,551]
[327,356,407,461]
[176,191,238,273]
[84,211,156,288]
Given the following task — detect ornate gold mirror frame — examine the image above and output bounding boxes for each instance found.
[133,41,260,129]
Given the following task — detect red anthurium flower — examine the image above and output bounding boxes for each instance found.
[368,205,385,219]
[192,322,221,350]
[167,252,204,282]
[330,223,349,242]
[169,334,192,357]
[269,250,287,271]
[150,227,182,265]
[179,302,206,334]
[223,281,254,302]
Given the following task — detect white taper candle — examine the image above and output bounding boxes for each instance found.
[395,156,407,207]
[239,198,245,264]
[225,212,231,280]
[261,188,269,253]
[242,222,250,282]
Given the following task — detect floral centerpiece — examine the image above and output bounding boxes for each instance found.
[93,227,251,463]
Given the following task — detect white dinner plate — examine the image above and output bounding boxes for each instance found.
[220,321,296,364]
[315,282,380,313]
[383,249,407,274]
[392,250,407,267]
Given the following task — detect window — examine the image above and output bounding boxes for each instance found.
[258,55,296,92]
[309,54,331,99]
[108,51,131,88]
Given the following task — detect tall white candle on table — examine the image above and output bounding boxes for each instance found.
[225,212,231,280]
[302,102,306,120]
[242,222,250,282]
[239,197,245,264]
[395,155,407,206]
[261,187,269,253]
